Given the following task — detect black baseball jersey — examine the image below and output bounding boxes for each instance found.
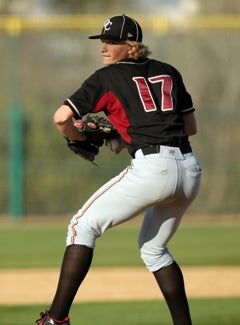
[64,58,194,155]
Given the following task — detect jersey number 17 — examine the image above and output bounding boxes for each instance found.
[132,75,173,112]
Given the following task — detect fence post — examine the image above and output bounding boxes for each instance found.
[7,18,24,218]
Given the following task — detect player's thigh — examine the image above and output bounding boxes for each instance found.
[68,165,152,240]
[138,204,187,250]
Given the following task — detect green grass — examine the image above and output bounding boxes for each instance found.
[0,220,240,268]
[1,298,240,325]
[169,223,240,266]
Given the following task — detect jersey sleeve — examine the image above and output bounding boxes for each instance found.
[173,67,195,115]
[63,70,107,117]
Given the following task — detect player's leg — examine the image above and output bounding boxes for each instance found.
[138,205,192,325]
[38,161,166,323]
[153,261,192,325]
[138,151,202,325]
[47,245,93,321]
[36,246,93,324]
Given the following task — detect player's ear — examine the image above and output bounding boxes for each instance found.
[128,45,137,55]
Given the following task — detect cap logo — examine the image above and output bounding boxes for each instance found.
[103,19,113,31]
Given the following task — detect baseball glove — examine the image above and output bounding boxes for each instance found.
[65,138,100,163]
[66,114,119,163]
[74,114,119,144]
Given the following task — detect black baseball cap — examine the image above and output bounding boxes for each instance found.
[89,14,143,42]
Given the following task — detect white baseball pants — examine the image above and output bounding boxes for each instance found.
[67,146,201,272]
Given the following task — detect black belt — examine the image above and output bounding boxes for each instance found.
[132,144,192,158]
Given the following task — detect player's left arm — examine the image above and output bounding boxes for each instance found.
[54,104,86,141]
[182,112,197,136]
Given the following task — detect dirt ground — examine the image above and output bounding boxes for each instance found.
[1,266,240,305]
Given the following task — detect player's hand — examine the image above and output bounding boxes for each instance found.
[105,136,126,154]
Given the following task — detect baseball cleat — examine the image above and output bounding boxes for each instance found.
[36,310,70,325]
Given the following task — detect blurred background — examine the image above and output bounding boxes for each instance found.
[1,0,240,218]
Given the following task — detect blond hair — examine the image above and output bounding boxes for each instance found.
[126,41,152,59]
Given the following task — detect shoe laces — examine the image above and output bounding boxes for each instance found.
[36,311,50,324]
[36,311,70,324]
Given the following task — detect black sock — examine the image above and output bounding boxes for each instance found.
[153,261,192,325]
[49,244,93,320]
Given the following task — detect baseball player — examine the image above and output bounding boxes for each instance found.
[36,14,201,325]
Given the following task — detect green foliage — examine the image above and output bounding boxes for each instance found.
[0,220,240,268]
[0,298,240,325]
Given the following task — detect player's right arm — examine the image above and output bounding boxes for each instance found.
[53,104,87,141]
[182,112,197,136]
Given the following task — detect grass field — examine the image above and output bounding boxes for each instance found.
[1,215,240,324]
[1,216,240,268]
[1,298,240,325]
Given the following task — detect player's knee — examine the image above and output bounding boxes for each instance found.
[66,216,100,248]
[139,246,174,272]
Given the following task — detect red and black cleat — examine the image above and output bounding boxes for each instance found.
[36,310,70,325]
